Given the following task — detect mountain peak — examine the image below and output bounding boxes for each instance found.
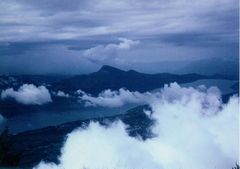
[98,65,125,73]
[127,69,138,73]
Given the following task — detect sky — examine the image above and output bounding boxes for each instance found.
[0,0,238,75]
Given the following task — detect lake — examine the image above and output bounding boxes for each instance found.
[0,79,237,134]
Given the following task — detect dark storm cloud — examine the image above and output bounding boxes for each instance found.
[0,0,238,74]
[157,33,236,47]
[0,0,238,42]
[0,42,40,55]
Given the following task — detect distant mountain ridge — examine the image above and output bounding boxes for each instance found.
[53,65,236,94]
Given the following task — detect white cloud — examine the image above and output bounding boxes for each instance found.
[79,88,153,107]
[78,83,222,108]
[34,83,239,169]
[78,88,156,107]
[83,38,140,63]
[56,91,70,98]
[1,84,52,105]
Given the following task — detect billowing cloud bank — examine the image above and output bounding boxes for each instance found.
[78,88,156,107]
[78,85,219,108]
[1,84,52,105]
[34,83,239,169]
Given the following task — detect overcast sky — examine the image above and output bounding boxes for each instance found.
[0,0,238,75]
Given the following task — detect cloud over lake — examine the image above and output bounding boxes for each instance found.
[1,84,52,105]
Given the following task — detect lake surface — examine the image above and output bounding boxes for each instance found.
[0,79,237,134]
[181,79,237,95]
[0,102,138,134]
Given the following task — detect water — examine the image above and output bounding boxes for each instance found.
[1,101,138,134]
[1,79,237,134]
[180,79,237,95]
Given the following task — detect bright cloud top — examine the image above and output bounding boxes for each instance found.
[34,83,239,169]
[83,38,140,63]
[1,84,52,105]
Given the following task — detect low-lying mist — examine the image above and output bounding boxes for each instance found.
[34,83,239,169]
